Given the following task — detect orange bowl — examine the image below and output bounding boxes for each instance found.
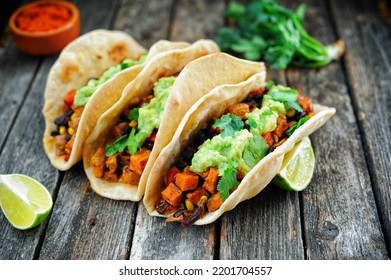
[9,0,80,55]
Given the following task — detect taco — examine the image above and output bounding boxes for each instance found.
[82,53,267,202]
[43,29,190,170]
[143,63,336,226]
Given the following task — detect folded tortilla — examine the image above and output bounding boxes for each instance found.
[43,29,190,170]
[84,43,255,201]
[143,61,336,225]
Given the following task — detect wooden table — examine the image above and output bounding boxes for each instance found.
[0,0,390,260]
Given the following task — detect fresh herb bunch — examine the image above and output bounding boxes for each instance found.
[215,0,344,69]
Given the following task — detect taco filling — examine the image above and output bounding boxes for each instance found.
[155,82,314,226]
[90,76,176,185]
[50,53,147,160]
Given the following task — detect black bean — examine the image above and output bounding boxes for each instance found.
[294,110,306,121]
[65,135,72,141]
[54,110,74,126]
[145,142,154,150]
[181,206,204,227]
[121,127,131,135]
[50,129,59,136]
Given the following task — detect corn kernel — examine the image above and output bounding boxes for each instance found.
[129,120,137,128]
[185,199,194,211]
[59,126,66,135]
[70,113,77,120]
[286,109,295,118]
[68,127,75,135]
[197,195,208,207]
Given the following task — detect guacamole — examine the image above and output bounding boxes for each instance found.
[74,54,147,107]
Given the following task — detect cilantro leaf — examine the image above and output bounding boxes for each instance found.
[217,166,239,201]
[243,135,269,169]
[105,134,128,157]
[128,108,139,121]
[126,128,149,155]
[285,116,311,136]
[269,86,304,112]
[213,114,244,138]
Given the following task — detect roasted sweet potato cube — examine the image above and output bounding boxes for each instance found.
[186,187,208,205]
[262,131,274,147]
[155,198,178,215]
[119,167,140,184]
[226,103,250,119]
[202,167,219,194]
[103,171,118,182]
[161,183,183,207]
[207,192,223,212]
[91,147,106,178]
[129,148,151,175]
[175,172,199,191]
[298,95,312,114]
[119,155,131,167]
[105,154,118,173]
[273,114,289,139]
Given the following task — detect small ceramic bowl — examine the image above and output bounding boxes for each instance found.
[9,0,80,55]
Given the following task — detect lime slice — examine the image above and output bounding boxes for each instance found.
[0,174,53,230]
[272,137,315,191]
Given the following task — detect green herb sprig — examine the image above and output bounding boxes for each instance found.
[215,0,344,69]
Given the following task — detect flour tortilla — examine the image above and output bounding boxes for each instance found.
[143,71,336,225]
[43,29,190,170]
[83,52,267,201]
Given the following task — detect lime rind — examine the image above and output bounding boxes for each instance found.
[272,137,315,192]
[0,174,53,230]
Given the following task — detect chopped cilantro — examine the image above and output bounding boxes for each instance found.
[217,165,239,201]
[128,108,139,121]
[285,116,311,136]
[243,135,269,169]
[269,85,304,112]
[213,113,244,138]
[105,134,128,157]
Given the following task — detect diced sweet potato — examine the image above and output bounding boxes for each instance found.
[161,182,183,207]
[103,171,118,182]
[129,148,151,175]
[91,147,106,178]
[298,95,312,114]
[186,187,208,205]
[155,198,178,215]
[206,192,223,212]
[119,155,131,167]
[175,172,199,191]
[202,167,219,194]
[273,114,289,138]
[262,131,274,147]
[226,103,250,119]
[105,154,118,174]
[119,167,140,184]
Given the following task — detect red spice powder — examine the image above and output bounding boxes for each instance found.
[16,3,72,32]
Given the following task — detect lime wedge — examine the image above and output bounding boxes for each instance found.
[0,174,53,230]
[272,137,315,191]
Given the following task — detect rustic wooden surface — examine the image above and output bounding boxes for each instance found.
[0,0,390,260]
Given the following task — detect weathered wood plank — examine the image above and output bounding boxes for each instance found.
[0,56,59,260]
[114,0,174,47]
[169,0,225,42]
[39,165,136,260]
[0,38,40,150]
[285,0,388,259]
[330,0,391,254]
[38,0,176,259]
[129,0,225,260]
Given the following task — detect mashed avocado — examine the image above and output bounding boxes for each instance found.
[190,129,254,175]
[262,95,286,115]
[245,107,278,136]
[137,77,176,140]
[74,54,147,107]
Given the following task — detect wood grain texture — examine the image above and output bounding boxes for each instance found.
[285,0,388,259]
[330,0,391,254]
[39,166,136,259]
[130,204,216,260]
[114,0,174,47]
[170,0,225,42]
[0,56,59,260]
[0,44,40,150]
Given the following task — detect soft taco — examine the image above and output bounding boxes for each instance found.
[82,53,267,202]
[43,29,190,170]
[143,60,336,226]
